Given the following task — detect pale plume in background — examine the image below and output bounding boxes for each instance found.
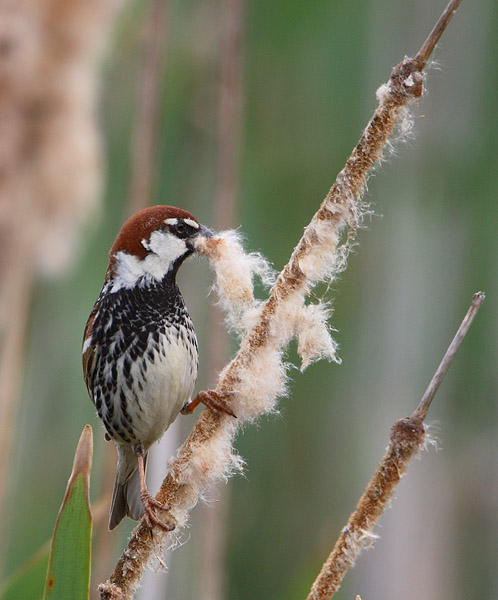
[0,0,121,551]
[0,0,120,276]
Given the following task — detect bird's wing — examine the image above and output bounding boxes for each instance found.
[82,309,98,403]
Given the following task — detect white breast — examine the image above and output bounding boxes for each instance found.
[113,329,198,447]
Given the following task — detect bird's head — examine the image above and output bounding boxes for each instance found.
[105,205,213,291]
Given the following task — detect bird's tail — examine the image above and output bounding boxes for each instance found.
[109,444,146,530]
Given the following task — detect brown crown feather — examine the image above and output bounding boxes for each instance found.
[106,205,199,276]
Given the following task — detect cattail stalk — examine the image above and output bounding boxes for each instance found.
[197,2,245,600]
[306,292,484,599]
[98,1,464,597]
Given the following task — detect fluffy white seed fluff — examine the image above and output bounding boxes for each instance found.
[195,230,274,332]
[294,302,341,370]
[196,228,345,423]
[102,53,430,598]
[298,206,350,283]
[174,198,369,528]
[174,420,243,490]
[229,345,288,421]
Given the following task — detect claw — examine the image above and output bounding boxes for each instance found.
[182,389,237,418]
[140,491,174,532]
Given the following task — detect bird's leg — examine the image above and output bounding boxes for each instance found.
[134,444,174,532]
[181,389,237,418]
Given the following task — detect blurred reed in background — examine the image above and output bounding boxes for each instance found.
[0,0,496,599]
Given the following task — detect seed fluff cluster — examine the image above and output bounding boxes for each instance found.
[101,55,424,600]
[164,59,425,525]
[138,223,354,573]
[195,226,345,415]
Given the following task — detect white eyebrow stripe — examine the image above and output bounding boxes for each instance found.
[163,217,200,229]
[184,218,200,229]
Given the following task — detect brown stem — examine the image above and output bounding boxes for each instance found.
[414,0,463,69]
[128,0,170,215]
[306,292,484,600]
[0,222,36,537]
[214,0,244,231]
[98,4,462,597]
[198,3,244,599]
[307,418,426,600]
[412,291,485,421]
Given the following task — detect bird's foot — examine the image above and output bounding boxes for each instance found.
[140,491,174,532]
[182,389,237,418]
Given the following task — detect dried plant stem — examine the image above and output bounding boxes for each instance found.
[306,292,485,600]
[91,2,171,593]
[128,0,170,215]
[99,2,462,597]
[414,0,463,68]
[0,219,36,533]
[213,56,425,404]
[198,2,245,600]
[214,0,244,231]
[413,291,485,421]
[308,419,426,600]
[91,4,170,593]
[0,0,118,571]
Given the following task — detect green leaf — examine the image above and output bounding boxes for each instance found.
[43,425,93,600]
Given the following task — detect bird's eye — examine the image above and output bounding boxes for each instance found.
[164,218,199,238]
[174,221,194,238]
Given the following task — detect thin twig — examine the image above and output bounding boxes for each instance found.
[99,2,462,597]
[306,292,485,599]
[415,0,463,68]
[413,291,485,421]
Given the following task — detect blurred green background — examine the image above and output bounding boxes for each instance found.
[1,0,497,599]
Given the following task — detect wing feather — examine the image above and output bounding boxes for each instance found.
[82,309,98,403]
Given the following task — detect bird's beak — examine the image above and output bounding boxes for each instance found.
[197,223,215,238]
[188,222,215,253]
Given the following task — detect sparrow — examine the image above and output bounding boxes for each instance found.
[82,205,234,530]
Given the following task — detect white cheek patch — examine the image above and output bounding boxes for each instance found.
[147,229,187,261]
[110,230,189,292]
[110,253,150,292]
